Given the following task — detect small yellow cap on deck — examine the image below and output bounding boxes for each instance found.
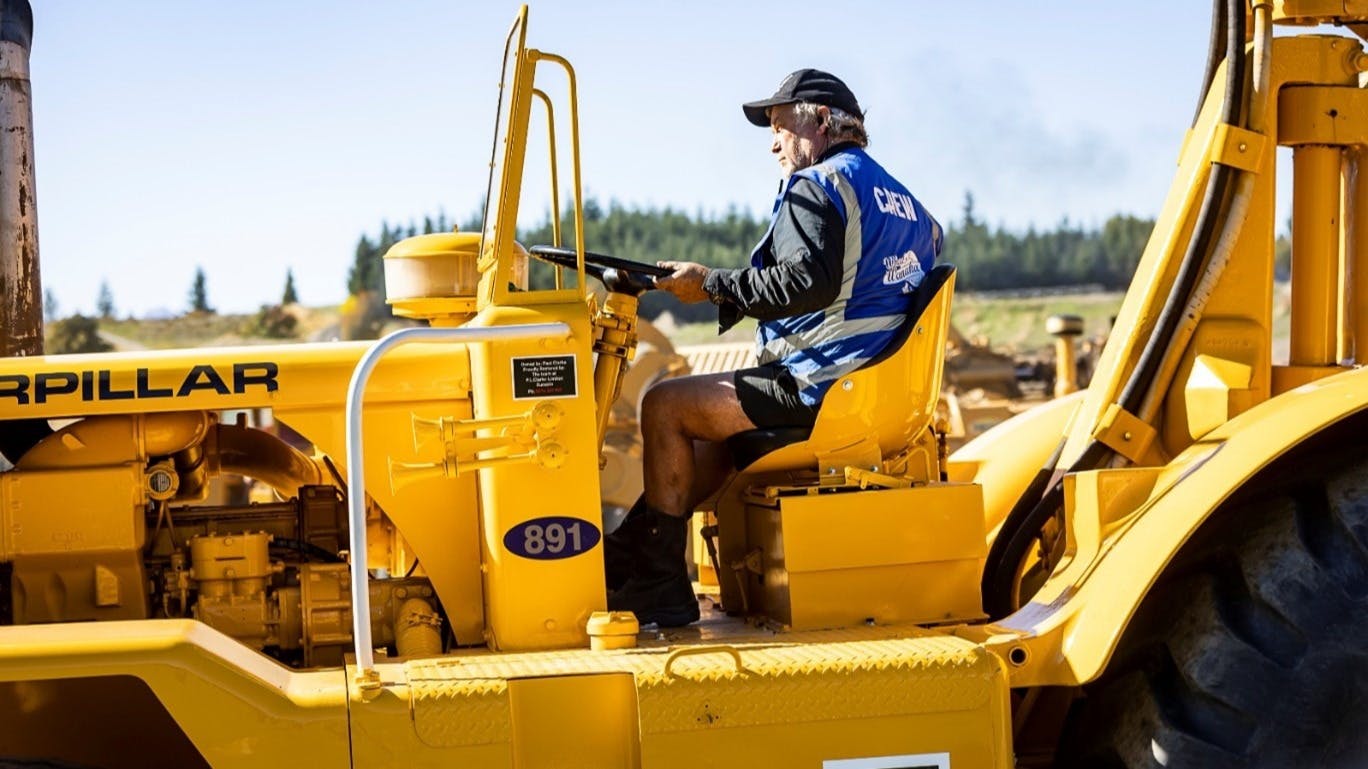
[586,611,640,651]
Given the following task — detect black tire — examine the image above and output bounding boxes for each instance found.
[1056,449,1368,769]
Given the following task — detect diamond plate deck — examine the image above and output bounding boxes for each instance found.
[405,622,1003,749]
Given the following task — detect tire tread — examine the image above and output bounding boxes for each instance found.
[1057,452,1368,768]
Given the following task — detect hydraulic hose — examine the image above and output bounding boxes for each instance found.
[1115,0,1246,418]
[1137,2,1273,425]
[1194,0,1230,127]
[983,0,1251,617]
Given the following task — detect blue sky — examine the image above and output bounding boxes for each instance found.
[31,1,1218,316]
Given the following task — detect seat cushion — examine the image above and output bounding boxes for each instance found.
[727,426,814,470]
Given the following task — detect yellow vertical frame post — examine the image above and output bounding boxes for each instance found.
[535,52,586,288]
[468,308,607,653]
[1290,145,1342,366]
[1339,152,1351,364]
[1349,146,1368,362]
[485,12,534,303]
[531,89,564,288]
[482,46,586,308]
[463,8,607,652]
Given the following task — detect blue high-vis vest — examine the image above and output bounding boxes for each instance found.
[754,146,943,406]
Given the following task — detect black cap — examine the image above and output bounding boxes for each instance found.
[742,69,863,127]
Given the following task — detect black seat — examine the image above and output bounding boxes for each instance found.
[726,264,957,470]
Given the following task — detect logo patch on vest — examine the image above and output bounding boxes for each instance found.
[882,250,925,287]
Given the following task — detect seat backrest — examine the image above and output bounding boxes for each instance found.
[731,264,956,475]
[805,264,956,458]
[862,263,956,370]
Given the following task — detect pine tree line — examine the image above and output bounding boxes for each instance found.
[511,194,1159,294]
[341,195,1164,324]
[950,193,1155,292]
[42,193,1293,350]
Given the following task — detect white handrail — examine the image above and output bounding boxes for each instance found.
[345,322,571,682]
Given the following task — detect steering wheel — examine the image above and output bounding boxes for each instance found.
[527,245,672,296]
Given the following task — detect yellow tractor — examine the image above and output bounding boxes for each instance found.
[2,2,1367,767]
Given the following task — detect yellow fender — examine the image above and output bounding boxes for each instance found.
[947,390,1085,542]
[982,366,1368,687]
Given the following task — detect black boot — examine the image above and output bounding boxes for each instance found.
[603,495,649,591]
[608,509,700,627]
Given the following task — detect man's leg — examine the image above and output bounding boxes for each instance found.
[640,372,756,517]
[688,439,735,511]
[607,373,756,626]
[603,437,733,593]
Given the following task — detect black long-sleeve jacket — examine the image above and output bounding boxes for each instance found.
[701,169,846,333]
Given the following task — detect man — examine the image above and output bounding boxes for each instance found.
[608,69,943,626]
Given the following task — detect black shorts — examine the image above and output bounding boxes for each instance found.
[733,363,821,429]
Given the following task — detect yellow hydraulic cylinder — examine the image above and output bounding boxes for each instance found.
[1291,145,1343,366]
[592,292,639,445]
[1349,148,1368,363]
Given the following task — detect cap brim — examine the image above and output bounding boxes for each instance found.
[741,97,797,127]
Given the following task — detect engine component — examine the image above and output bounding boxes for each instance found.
[17,412,212,471]
[288,563,440,666]
[190,532,281,649]
[145,461,179,502]
[393,596,442,658]
[1,463,149,623]
[185,531,440,664]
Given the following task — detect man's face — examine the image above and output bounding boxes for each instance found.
[768,103,827,177]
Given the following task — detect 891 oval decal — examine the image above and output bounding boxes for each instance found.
[504,516,601,560]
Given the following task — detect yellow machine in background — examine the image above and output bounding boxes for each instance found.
[3,2,1368,767]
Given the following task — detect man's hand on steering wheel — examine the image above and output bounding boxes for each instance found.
[653,261,712,304]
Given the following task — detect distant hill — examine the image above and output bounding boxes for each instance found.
[91,305,341,351]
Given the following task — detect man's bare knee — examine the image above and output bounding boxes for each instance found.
[643,373,754,443]
[641,380,682,435]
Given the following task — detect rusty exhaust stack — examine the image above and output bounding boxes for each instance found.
[0,0,38,356]
[0,0,47,466]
